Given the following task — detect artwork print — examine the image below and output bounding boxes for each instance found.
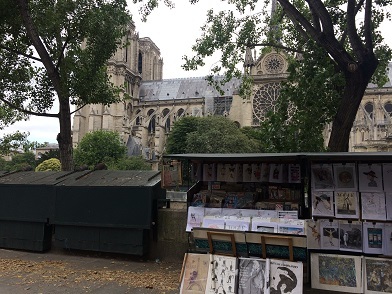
[186,206,205,232]
[384,224,392,256]
[363,222,384,254]
[180,253,210,294]
[386,192,392,221]
[311,164,334,190]
[365,257,392,294]
[358,163,383,192]
[203,164,216,182]
[312,191,334,217]
[311,253,363,293]
[205,255,237,294]
[237,257,270,294]
[361,193,387,221]
[243,163,253,182]
[334,163,357,191]
[383,163,392,192]
[320,221,340,250]
[288,164,301,183]
[269,164,284,183]
[335,191,359,219]
[306,219,321,250]
[269,259,303,294]
[339,220,362,252]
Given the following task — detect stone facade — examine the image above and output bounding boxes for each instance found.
[72,22,392,161]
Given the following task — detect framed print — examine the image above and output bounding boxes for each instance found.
[306,219,321,249]
[339,220,363,252]
[205,255,237,294]
[180,253,210,294]
[186,206,205,232]
[358,163,383,192]
[383,163,392,192]
[383,223,392,256]
[335,191,359,219]
[364,257,392,293]
[386,192,392,220]
[311,191,334,217]
[361,192,387,221]
[311,253,363,293]
[363,222,385,254]
[333,163,357,191]
[320,219,340,250]
[269,259,303,294]
[237,257,270,294]
[311,164,334,191]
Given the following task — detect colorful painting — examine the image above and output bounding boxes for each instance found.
[269,259,303,294]
[311,253,363,293]
[339,220,362,252]
[335,191,359,219]
[205,255,237,294]
[311,164,334,191]
[365,257,392,293]
[358,163,383,192]
[237,257,270,294]
[334,163,357,191]
[180,253,210,294]
[312,191,334,217]
[361,192,387,221]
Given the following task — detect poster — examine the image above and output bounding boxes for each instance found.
[180,253,210,294]
[186,206,205,232]
[358,163,383,192]
[237,257,270,294]
[363,222,385,254]
[364,257,392,293]
[311,164,334,191]
[383,223,392,256]
[335,191,359,219]
[203,163,216,182]
[320,219,340,250]
[383,163,392,192]
[205,255,237,294]
[311,253,363,293]
[361,192,387,221]
[161,161,182,187]
[288,164,301,184]
[311,191,334,217]
[269,164,284,183]
[339,220,363,252]
[216,163,227,182]
[333,163,357,191]
[269,259,303,294]
[306,219,321,249]
[251,163,263,182]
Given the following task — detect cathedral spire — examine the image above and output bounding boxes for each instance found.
[244,47,255,69]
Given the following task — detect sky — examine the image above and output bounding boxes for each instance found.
[1,1,392,144]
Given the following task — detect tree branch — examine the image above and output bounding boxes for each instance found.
[363,0,373,52]
[70,103,87,115]
[0,44,42,62]
[242,42,304,54]
[347,0,365,61]
[306,0,334,36]
[0,96,59,118]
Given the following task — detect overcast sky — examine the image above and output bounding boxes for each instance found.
[1,1,392,144]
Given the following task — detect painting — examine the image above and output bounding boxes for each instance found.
[237,257,270,294]
[363,222,384,254]
[320,219,340,250]
[383,163,392,192]
[205,255,237,294]
[180,253,210,294]
[333,163,357,191]
[364,257,392,293]
[311,164,334,191]
[361,193,387,221]
[306,219,321,250]
[335,191,359,219]
[339,220,363,252]
[269,259,303,294]
[311,253,363,293]
[358,163,383,192]
[186,207,205,232]
[312,191,334,217]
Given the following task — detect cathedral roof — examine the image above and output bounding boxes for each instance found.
[139,76,241,101]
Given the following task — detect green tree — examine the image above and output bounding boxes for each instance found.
[0,0,131,170]
[36,149,60,165]
[166,116,260,154]
[35,158,61,171]
[106,156,152,170]
[176,0,391,151]
[74,130,127,168]
[8,152,36,171]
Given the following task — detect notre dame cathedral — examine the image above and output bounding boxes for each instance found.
[71,22,392,162]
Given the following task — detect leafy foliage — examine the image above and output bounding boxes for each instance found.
[5,152,36,172]
[105,156,152,170]
[36,149,60,165]
[35,158,61,171]
[74,130,127,168]
[166,116,260,154]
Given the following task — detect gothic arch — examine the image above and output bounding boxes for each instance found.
[252,82,281,125]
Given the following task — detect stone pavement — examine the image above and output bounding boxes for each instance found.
[0,247,347,293]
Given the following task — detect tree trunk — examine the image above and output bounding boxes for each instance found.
[57,99,73,171]
[328,60,378,151]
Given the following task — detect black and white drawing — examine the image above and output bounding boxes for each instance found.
[312,191,334,217]
[361,192,387,221]
[311,164,334,191]
[186,206,205,232]
[334,163,357,191]
[269,259,303,294]
[206,255,237,294]
[320,219,340,250]
[339,220,362,252]
[238,257,270,294]
[358,164,383,192]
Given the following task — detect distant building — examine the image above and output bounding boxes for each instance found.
[35,143,59,159]
[71,22,392,162]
